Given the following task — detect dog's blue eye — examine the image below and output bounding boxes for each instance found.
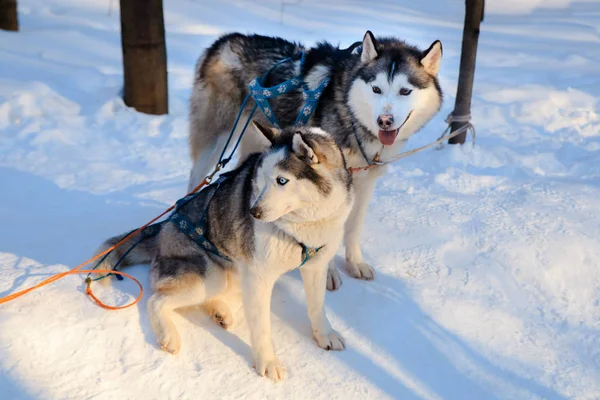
[399,88,412,96]
[372,86,382,94]
[276,177,289,186]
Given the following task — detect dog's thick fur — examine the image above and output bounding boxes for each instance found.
[187,31,443,290]
[95,125,354,381]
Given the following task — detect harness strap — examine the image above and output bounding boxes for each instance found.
[298,243,325,267]
[345,41,363,55]
[249,51,332,129]
[170,175,232,261]
[249,52,304,128]
[250,75,303,128]
[352,123,378,168]
[92,222,165,282]
[294,77,330,126]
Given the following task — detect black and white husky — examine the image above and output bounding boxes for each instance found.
[187,31,443,290]
[95,124,354,381]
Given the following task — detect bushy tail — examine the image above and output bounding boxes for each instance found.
[93,224,162,285]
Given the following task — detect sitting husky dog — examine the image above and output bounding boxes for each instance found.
[95,124,354,381]
[187,31,443,290]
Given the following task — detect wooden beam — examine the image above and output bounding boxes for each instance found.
[120,0,168,115]
[0,0,18,31]
[449,0,484,144]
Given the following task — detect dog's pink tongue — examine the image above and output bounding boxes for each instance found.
[378,130,397,146]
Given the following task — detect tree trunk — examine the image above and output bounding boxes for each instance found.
[120,0,168,115]
[449,0,484,144]
[0,0,18,31]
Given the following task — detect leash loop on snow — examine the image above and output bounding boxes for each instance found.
[83,269,144,310]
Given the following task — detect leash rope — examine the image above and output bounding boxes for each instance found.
[0,165,222,310]
[348,112,475,173]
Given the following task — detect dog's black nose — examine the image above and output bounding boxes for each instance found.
[377,114,394,129]
[250,206,263,219]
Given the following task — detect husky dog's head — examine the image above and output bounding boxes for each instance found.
[348,31,443,146]
[249,122,352,223]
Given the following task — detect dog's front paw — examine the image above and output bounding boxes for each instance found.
[344,260,375,281]
[254,356,286,381]
[313,330,345,351]
[326,265,342,291]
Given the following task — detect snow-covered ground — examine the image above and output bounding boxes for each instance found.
[1,0,599,398]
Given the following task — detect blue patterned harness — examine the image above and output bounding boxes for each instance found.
[169,175,232,261]
[249,52,329,128]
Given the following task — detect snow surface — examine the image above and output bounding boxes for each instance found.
[1,0,600,399]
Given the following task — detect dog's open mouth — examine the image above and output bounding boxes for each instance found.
[377,111,413,146]
[377,129,399,146]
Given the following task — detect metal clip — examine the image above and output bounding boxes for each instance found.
[204,162,223,185]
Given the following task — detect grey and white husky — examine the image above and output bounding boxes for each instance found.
[187,31,443,290]
[95,124,354,381]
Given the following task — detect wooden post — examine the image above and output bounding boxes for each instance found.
[449,0,484,144]
[120,0,168,115]
[0,0,18,31]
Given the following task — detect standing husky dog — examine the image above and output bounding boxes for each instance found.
[95,124,354,381]
[187,31,443,290]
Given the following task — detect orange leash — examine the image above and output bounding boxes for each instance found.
[0,176,213,310]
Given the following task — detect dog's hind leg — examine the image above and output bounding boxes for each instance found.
[188,48,247,191]
[187,87,234,190]
[187,82,234,191]
[148,264,227,354]
[189,111,270,192]
[202,299,233,330]
[202,271,241,330]
[188,132,230,191]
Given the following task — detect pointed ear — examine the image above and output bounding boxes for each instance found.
[361,30,378,63]
[421,40,442,76]
[292,133,318,164]
[252,121,279,145]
